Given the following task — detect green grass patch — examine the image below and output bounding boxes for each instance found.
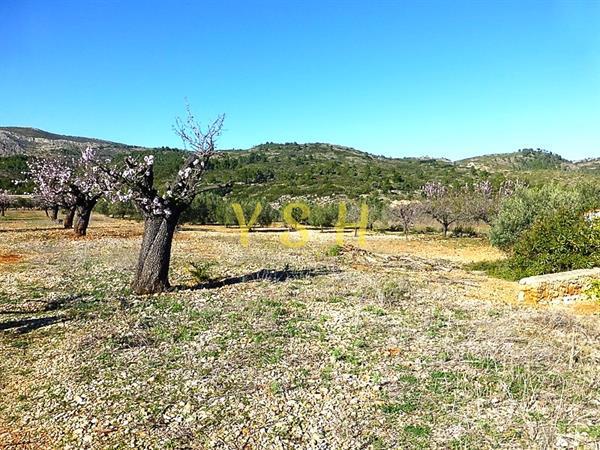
[381,401,418,415]
[403,424,431,438]
[464,259,524,281]
[325,244,342,256]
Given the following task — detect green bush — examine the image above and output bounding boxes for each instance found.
[465,259,525,281]
[452,225,477,238]
[490,185,581,250]
[326,244,343,257]
[509,208,600,277]
[584,280,600,303]
[309,203,339,229]
[473,208,600,280]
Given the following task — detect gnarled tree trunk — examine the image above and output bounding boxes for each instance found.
[50,205,59,221]
[132,213,180,295]
[74,199,99,236]
[64,207,76,229]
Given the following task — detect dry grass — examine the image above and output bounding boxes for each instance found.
[1,210,599,449]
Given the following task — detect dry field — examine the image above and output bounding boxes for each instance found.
[1,211,600,449]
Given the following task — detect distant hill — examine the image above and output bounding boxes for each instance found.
[0,127,143,158]
[203,142,489,200]
[573,157,600,173]
[457,148,573,172]
[1,127,599,197]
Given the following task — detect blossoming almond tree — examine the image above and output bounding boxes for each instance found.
[422,181,465,237]
[27,156,77,224]
[28,147,106,234]
[70,146,106,235]
[467,179,521,225]
[389,200,423,239]
[103,107,224,294]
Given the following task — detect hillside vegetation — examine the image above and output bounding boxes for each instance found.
[1,127,599,199]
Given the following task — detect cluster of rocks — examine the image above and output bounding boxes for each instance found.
[518,268,600,305]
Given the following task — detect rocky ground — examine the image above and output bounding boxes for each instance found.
[1,211,599,449]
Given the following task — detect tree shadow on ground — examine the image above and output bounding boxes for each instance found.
[0,316,67,334]
[0,294,85,315]
[186,266,338,290]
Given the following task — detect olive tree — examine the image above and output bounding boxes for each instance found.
[102,106,224,294]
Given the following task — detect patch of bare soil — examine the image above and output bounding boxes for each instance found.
[572,302,600,315]
[0,423,49,449]
[363,234,505,264]
[0,253,24,264]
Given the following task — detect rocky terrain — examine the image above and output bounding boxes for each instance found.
[1,211,599,448]
[0,127,142,158]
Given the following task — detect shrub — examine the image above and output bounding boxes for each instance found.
[473,208,600,280]
[451,225,477,238]
[464,259,524,281]
[326,244,342,257]
[188,261,216,283]
[490,185,581,250]
[256,201,277,227]
[509,208,600,277]
[584,280,600,304]
[309,203,339,229]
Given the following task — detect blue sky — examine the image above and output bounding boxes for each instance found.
[1,0,599,160]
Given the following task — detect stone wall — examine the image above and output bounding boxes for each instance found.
[518,268,600,305]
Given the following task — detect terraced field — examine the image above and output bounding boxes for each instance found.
[1,212,599,449]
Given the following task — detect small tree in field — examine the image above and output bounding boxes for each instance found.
[27,157,77,223]
[467,179,521,225]
[309,203,338,231]
[389,200,422,239]
[70,147,106,235]
[0,190,10,216]
[466,180,494,224]
[422,181,465,237]
[103,106,224,294]
[28,148,105,234]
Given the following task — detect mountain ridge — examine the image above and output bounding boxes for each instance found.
[2,127,600,197]
[2,126,598,165]
[0,126,141,158]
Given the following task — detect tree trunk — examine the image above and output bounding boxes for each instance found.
[1,208,5,217]
[132,213,180,295]
[443,223,449,237]
[74,199,99,236]
[50,205,59,221]
[74,207,92,236]
[64,207,76,229]
[44,208,49,218]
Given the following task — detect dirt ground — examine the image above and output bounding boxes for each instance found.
[1,211,599,449]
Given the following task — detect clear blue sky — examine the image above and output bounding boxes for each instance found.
[1,0,599,160]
